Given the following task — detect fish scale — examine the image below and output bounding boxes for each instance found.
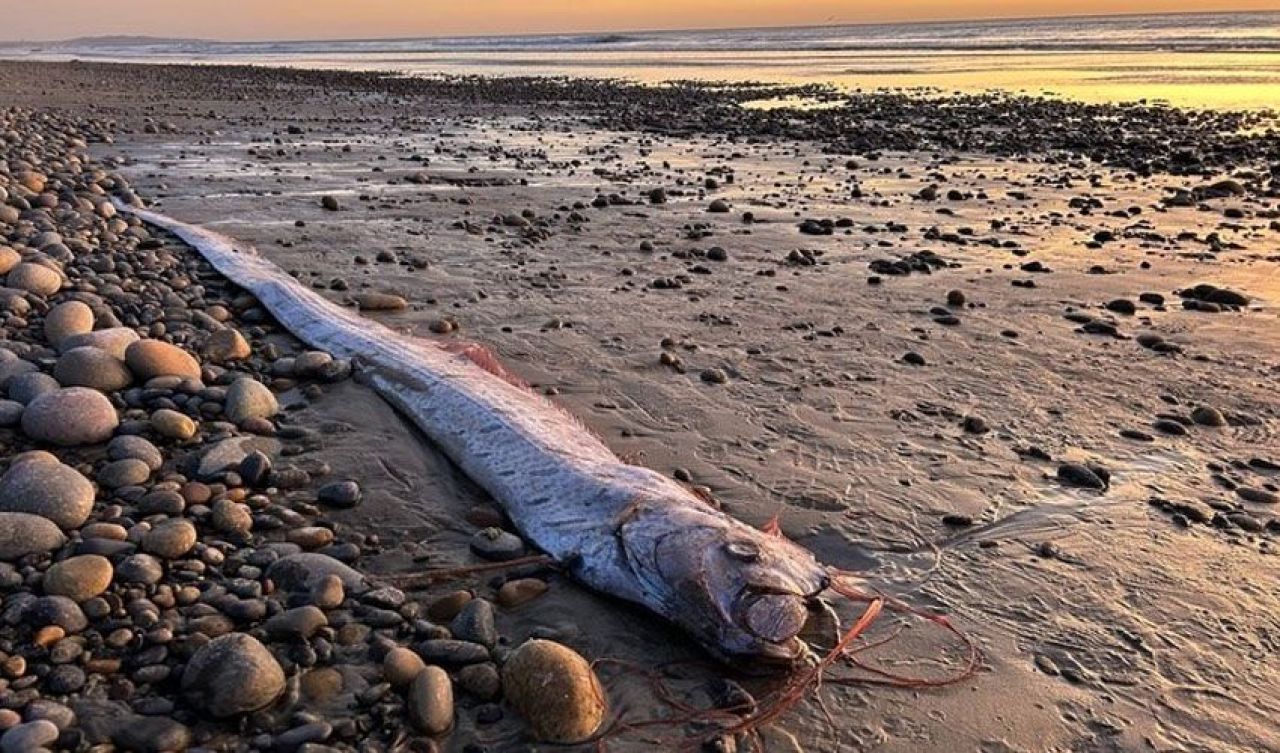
[117,200,830,663]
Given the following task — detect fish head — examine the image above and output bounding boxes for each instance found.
[630,505,830,666]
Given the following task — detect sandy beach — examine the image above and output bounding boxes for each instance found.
[0,60,1277,752]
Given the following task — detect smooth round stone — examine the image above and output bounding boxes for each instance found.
[292,351,333,378]
[0,400,22,427]
[502,640,606,743]
[150,409,196,440]
[43,555,113,602]
[125,340,201,381]
[181,633,286,717]
[407,666,454,735]
[7,262,62,296]
[450,599,497,649]
[115,554,163,585]
[53,346,133,392]
[22,699,74,730]
[59,328,139,360]
[286,526,334,549]
[223,377,278,423]
[497,578,548,608]
[455,663,502,700]
[0,460,95,530]
[1191,406,1227,427]
[43,301,94,347]
[383,647,426,688]
[0,358,38,390]
[21,387,119,446]
[264,605,328,641]
[110,716,192,753]
[0,720,60,753]
[107,435,163,471]
[97,458,151,489]
[0,247,19,273]
[354,292,407,311]
[8,372,59,405]
[25,595,88,633]
[0,512,66,561]
[45,664,86,694]
[265,553,366,594]
[202,329,251,362]
[469,527,526,562]
[316,480,361,508]
[309,574,344,609]
[210,499,253,535]
[142,519,197,559]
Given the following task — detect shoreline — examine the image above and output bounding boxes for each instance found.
[0,59,1277,752]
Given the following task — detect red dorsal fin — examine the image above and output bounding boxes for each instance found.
[761,513,784,538]
[446,342,530,390]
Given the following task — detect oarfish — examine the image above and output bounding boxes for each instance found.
[117,202,831,664]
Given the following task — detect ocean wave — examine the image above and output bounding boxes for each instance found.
[22,11,1280,58]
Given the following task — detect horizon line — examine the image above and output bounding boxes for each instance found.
[1,7,1276,46]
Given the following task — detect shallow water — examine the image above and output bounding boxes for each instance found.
[8,12,1280,110]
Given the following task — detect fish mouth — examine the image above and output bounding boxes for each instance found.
[733,590,817,665]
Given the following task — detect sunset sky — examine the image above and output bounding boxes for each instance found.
[3,1,1278,41]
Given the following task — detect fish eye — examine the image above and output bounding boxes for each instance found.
[724,540,760,561]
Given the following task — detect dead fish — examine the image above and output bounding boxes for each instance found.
[119,202,831,664]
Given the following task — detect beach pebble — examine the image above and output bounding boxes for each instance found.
[497,578,549,608]
[53,346,133,392]
[202,328,251,362]
[142,519,197,559]
[108,435,164,471]
[42,554,113,601]
[266,552,367,593]
[382,646,426,687]
[110,715,193,753]
[97,457,152,488]
[321,195,340,211]
[224,377,278,423]
[407,666,454,734]
[211,498,253,535]
[0,400,21,426]
[1191,406,1227,427]
[450,598,497,648]
[309,573,345,609]
[7,262,62,296]
[149,408,197,440]
[125,339,202,380]
[456,662,502,700]
[1057,463,1107,490]
[115,553,164,585]
[0,512,65,561]
[59,327,139,359]
[181,633,286,717]
[7,372,58,405]
[265,605,328,641]
[43,301,94,347]
[0,359,38,391]
[0,720,59,753]
[470,527,526,561]
[21,386,119,446]
[502,639,606,743]
[0,459,95,529]
[317,480,361,508]
[354,292,408,311]
[25,595,87,633]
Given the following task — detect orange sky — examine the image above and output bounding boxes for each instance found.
[4,1,1279,41]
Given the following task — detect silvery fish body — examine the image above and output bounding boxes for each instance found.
[120,202,829,662]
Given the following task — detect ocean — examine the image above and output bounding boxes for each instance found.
[5,11,1280,110]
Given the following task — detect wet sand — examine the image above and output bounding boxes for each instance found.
[3,61,1279,752]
